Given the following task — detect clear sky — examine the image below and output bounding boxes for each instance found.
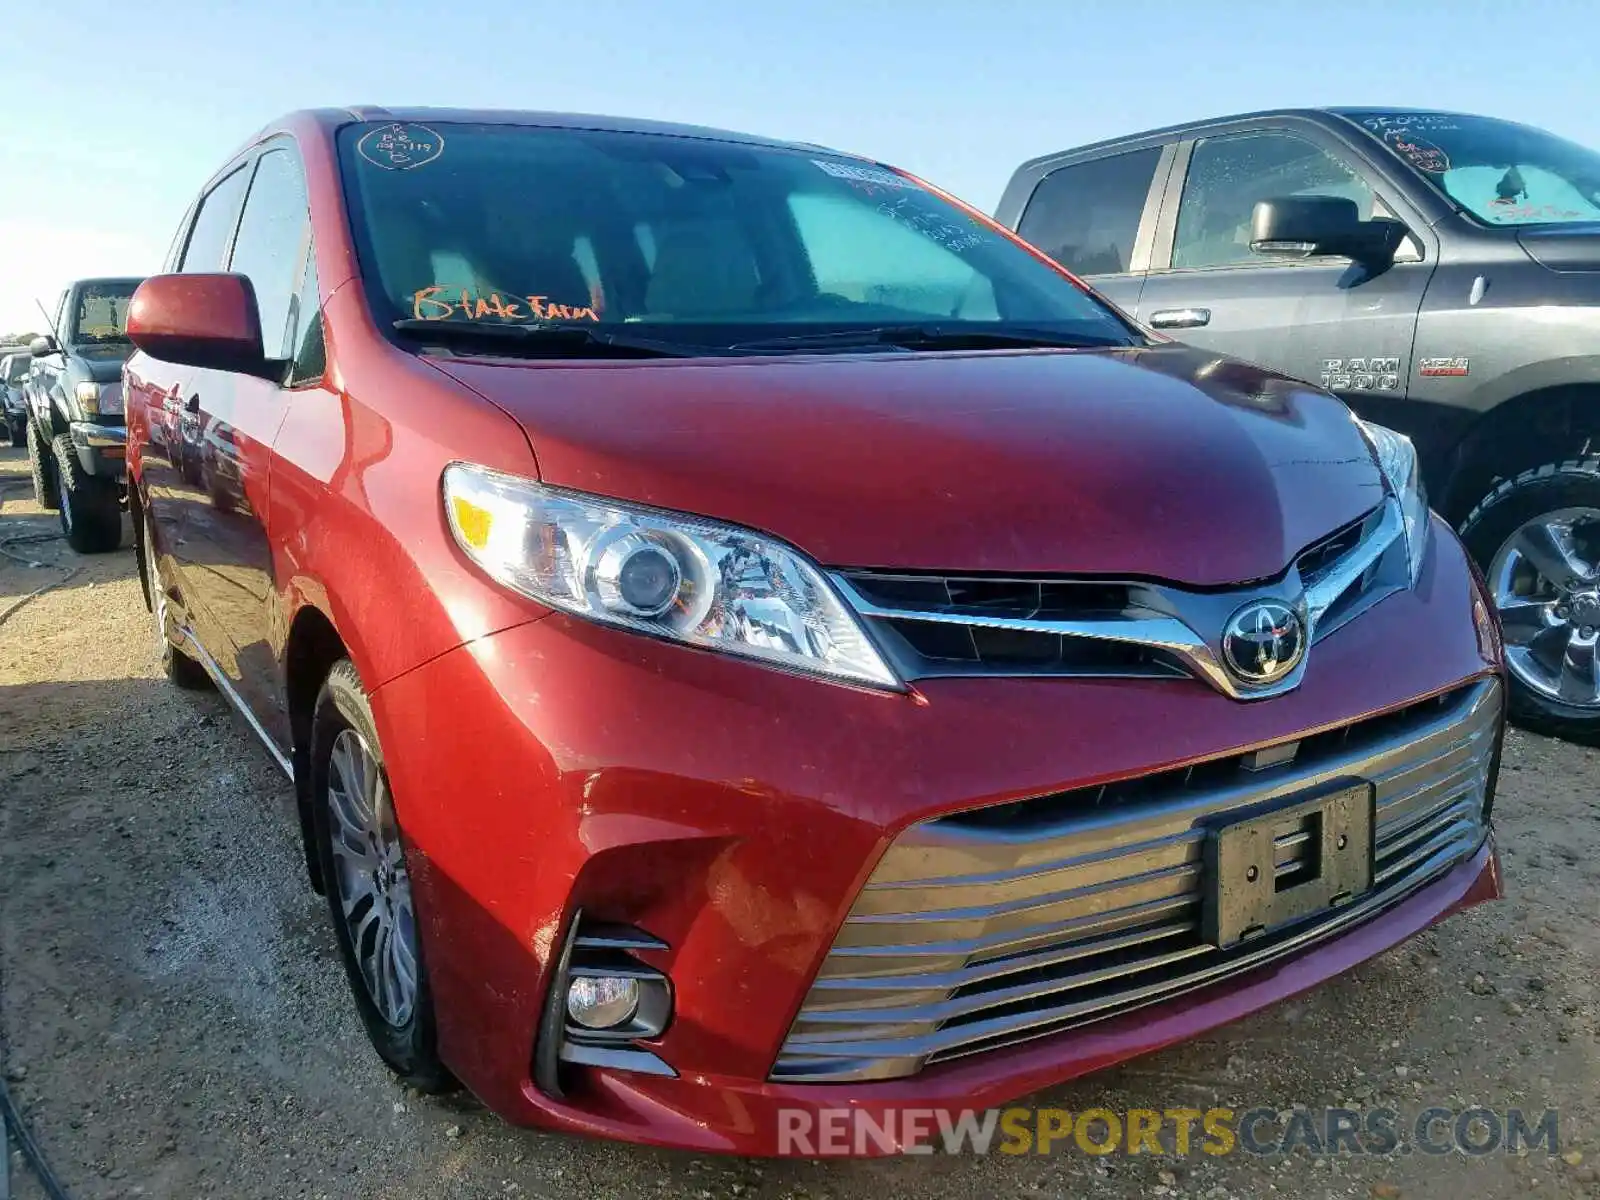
[3,0,1595,335]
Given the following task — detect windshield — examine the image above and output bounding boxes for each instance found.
[337,121,1137,354]
[1349,111,1600,227]
[3,355,29,384]
[70,282,137,344]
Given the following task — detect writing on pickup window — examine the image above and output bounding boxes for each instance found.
[411,288,600,323]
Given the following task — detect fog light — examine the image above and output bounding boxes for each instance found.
[566,975,640,1030]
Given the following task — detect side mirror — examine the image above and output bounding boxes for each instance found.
[1250,196,1397,264]
[28,335,58,357]
[127,273,277,379]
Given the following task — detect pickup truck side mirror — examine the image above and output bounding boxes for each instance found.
[126,273,279,380]
[1250,197,1404,265]
[28,334,58,357]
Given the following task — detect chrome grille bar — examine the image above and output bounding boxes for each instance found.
[833,499,1404,700]
[770,679,1500,1083]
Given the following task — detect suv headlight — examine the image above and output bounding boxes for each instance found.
[75,381,101,414]
[442,464,901,689]
[1356,418,1429,584]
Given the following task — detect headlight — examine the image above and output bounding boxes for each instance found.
[1356,418,1429,584]
[442,464,901,689]
[75,381,101,414]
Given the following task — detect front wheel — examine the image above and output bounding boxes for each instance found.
[1461,459,1600,743]
[51,434,121,553]
[26,421,57,509]
[310,660,456,1094]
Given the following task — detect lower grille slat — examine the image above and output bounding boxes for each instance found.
[771,679,1501,1084]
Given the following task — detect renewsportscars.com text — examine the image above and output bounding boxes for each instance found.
[776,1105,1563,1158]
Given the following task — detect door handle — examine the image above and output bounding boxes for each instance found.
[184,395,200,414]
[1148,308,1212,330]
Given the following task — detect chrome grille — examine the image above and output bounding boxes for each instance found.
[770,678,1500,1083]
[831,500,1403,700]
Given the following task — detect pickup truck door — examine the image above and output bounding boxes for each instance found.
[27,292,68,427]
[1134,122,1437,420]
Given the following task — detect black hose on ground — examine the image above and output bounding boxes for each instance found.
[0,1075,75,1200]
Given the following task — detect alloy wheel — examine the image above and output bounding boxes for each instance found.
[326,728,419,1027]
[1489,506,1600,707]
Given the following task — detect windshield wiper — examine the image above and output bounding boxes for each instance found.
[728,325,1129,353]
[392,318,700,359]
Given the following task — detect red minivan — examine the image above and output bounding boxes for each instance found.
[123,108,1505,1155]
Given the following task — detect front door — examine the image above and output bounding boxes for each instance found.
[175,144,319,755]
[1136,128,1437,413]
[143,161,254,667]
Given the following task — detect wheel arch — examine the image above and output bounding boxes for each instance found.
[283,598,353,894]
[1440,382,1600,524]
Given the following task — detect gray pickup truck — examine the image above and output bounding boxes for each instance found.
[25,276,144,553]
[998,108,1600,740]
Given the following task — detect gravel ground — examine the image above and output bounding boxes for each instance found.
[2,442,1598,1200]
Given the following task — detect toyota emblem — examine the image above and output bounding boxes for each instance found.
[1222,600,1306,686]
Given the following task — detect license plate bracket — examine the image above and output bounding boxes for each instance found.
[1204,780,1375,949]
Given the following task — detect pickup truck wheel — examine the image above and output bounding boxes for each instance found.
[27,422,58,509]
[140,515,211,690]
[8,418,24,448]
[1461,459,1600,743]
[51,433,122,553]
[310,660,456,1094]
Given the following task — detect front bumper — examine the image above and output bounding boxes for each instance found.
[69,420,126,479]
[371,516,1504,1154]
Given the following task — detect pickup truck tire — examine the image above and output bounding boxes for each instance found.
[310,659,457,1095]
[26,421,58,510]
[51,434,122,554]
[1460,459,1600,744]
[8,418,24,448]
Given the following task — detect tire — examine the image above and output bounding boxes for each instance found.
[139,513,211,690]
[1460,458,1600,743]
[310,660,456,1093]
[51,434,122,553]
[26,421,58,509]
[8,418,24,448]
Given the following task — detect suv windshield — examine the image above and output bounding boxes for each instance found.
[3,354,29,384]
[337,121,1137,354]
[70,282,137,345]
[1349,111,1600,227]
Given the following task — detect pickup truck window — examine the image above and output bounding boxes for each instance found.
[1350,111,1600,227]
[1016,148,1162,276]
[71,282,136,345]
[1172,132,1375,270]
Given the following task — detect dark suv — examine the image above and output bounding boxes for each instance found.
[999,109,1600,739]
[2,350,29,446]
[25,276,144,552]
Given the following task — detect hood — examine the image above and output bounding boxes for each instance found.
[73,347,135,382]
[1517,223,1600,272]
[433,344,1386,587]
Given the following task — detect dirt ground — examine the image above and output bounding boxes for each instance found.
[1,443,1598,1200]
